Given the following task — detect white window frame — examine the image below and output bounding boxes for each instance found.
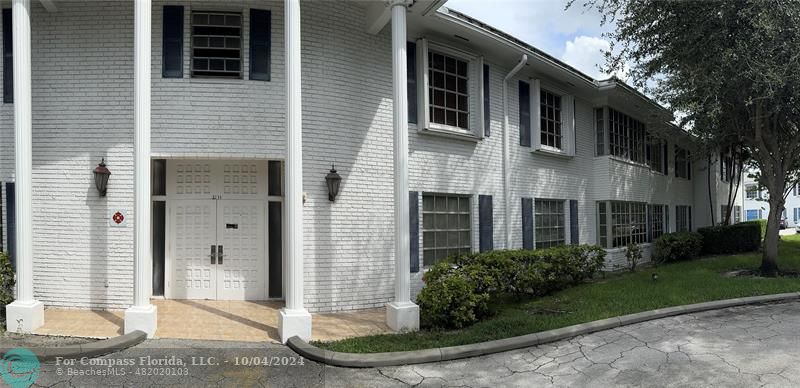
[417,39,485,140]
[745,184,759,200]
[530,79,575,156]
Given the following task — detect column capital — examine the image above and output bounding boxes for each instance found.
[387,0,413,9]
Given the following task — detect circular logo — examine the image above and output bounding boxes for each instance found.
[0,348,40,388]
[112,211,125,224]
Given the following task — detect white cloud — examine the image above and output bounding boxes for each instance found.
[561,35,623,80]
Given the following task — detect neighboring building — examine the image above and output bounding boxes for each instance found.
[0,0,733,342]
[739,169,796,226]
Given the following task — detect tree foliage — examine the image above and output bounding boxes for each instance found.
[572,0,800,275]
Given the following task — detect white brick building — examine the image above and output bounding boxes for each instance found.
[0,0,732,342]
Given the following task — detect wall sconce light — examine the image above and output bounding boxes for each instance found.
[93,158,111,197]
[325,163,342,202]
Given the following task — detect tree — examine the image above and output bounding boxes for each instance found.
[571,0,800,276]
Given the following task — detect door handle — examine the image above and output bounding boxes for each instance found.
[210,245,216,265]
[218,245,224,265]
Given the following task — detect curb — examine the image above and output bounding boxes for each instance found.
[287,292,800,368]
[1,330,147,363]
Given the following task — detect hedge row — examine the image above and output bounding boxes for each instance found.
[652,232,703,263]
[416,245,606,329]
[697,221,762,254]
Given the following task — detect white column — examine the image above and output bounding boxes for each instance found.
[278,0,311,344]
[124,0,157,338]
[386,0,419,333]
[5,0,43,334]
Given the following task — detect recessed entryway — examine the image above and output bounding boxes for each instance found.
[162,160,284,301]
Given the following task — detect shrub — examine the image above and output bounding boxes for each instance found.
[417,245,605,329]
[417,263,490,329]
[697,222,761,254]
[0,252,14,324]
[625,243,643,272]
[652,232,703,263]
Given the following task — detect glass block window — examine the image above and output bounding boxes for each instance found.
[422,194,471,266]
[540,90,562,149]
[597,202,608,248]
[649,204,665,240]
[192,11,242,78]
[734,205,742,224]
[610,201,647,247]
[676,205,692,232]
[535,199,565,249]
[608,108,646,164]
[428,51,469,129]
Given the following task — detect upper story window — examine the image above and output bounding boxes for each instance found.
[596,107,646,164]
[646,137,667,174]
[674,146,691,179]
[428,51,469,130]
[192,11,242,78]
[720,152,736,182]
[529,80,575,156]
[745,184,760,200]
[539,90,562,149]
[416,39,485,139]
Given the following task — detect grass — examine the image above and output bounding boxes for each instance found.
[315,234,800,353]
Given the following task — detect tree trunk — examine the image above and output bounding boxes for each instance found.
[761,171,786,277]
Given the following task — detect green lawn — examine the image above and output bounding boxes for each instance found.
[316,234,800,353]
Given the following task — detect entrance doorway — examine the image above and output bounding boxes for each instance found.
[164,160,282,301]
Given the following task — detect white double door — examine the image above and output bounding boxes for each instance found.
[171,199,267,300]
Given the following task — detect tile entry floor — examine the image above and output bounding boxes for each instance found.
[33,300,392,343]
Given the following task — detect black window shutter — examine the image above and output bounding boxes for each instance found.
[570,200,579,245]
[479,195,493,252]
[161,6,183,78]
[409,191,420,273]
[687,157,692,180]
[688,206,693,231]
[662,142,668,174]
[522,198,533,249]
[518,81,531,146]
[483,64,490,136]
[249,9,272,81]
[3,8,12,103]
[5,182,15,270]
[407,41,417,124]
[665,204,670,233]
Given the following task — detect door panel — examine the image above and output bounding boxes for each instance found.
[170,200,217,299]
[216,200,267,300]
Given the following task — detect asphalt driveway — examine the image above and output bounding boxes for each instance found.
[23,300,800,387]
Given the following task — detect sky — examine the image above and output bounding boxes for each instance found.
[445,0,618,80]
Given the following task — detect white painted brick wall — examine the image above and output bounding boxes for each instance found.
[0,1,729,312]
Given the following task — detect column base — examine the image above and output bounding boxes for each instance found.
[386,301,419,332]
[278,308,312,344]
[6,300,44,333]
[124,304,158,338]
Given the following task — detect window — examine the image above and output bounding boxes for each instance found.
[720,152,735,182]
[746,209,761,221]
[416,39,484,138]
[675,146,691,179]
[676,205,692,232]
[596,107,647,164]
[646,137,666,174]
[422,194,471,266]
[428,51,469,129]
[597,201,647,248]
[794,208,800,225]
[2,8,12,103]
[539,90,562,149]
[649,204,666,240]
[535,199,565,249]
[734,205,742,224]
[721,205,730,224]
[745,184,759,200]
[531,80,575,155]
[191,11,242,78]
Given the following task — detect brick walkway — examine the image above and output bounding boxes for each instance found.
[33,300,390,342]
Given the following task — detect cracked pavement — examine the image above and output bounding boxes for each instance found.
[26,300,800,387]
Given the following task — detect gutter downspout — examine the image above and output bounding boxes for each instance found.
[503,55,528,249]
